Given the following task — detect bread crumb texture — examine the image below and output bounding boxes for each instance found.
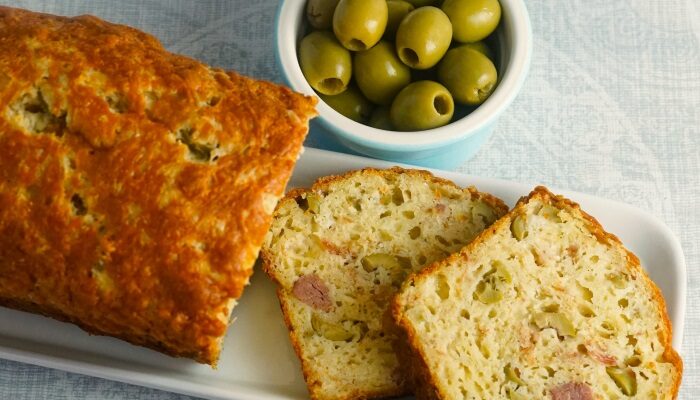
[262,167,507,400]
[394,187,682,400]
[0,7,315,364]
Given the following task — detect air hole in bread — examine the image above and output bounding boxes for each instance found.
[477,335,491,359]
[70,193,87,216]
[347,197,361,211]
[606,273,628,289]
[436,235,450,246]
[295,196,309,211]
[105,93,127,113]
[11,88,67,136]
[618,298,629,308]
[379,210,392,218]
[418,254,427,265]
[208,96,221,106]
[409,226,421,239]
[460,309,470,320]
[578,304,595,318]
[599,320,617,338]
[175,127,215,162]
[577,283,593,302]
[541,303,560,313]
[402,210,415,219]
[435,275,450,300]
[530,248,544,267]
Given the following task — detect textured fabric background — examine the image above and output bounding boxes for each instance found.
[0,0,698,398]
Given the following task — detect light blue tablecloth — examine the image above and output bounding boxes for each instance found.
[1,0,698,398]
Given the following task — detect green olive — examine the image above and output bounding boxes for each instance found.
[390,81,454,131]
[442,0,501,43]
[368,107,394,130]
[333,0,388,51]
[354,41,411,105]
[385,1,415,40]
[396,7,453,69]
[320,85,373,123]
[459,41,494,60]
[438,47,497,105]
[299,31,351,95]
[306,0,341,29]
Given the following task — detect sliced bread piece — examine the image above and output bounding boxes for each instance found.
[261,167,508,400]
[393,186,682,399]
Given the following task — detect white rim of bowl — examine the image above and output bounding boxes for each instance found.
[276,0,533,150]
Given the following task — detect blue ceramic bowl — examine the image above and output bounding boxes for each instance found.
[275,0,532,169]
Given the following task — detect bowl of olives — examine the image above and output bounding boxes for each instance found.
[276,0,532,169]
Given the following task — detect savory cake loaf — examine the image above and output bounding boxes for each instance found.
[0,7,316,365]
[393,187,682,399]
[261,167,508,400]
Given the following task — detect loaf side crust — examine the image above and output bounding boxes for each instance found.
[0,6,316,365]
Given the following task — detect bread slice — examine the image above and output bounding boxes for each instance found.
[393,186,682,399]
[261,167,508,400]
[0,7,315,365]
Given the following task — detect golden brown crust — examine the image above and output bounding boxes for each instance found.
[262,167,507,400]
[0,7,316,365]
[393,185,682,399]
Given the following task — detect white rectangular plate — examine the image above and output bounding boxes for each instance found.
[0,147,686,400]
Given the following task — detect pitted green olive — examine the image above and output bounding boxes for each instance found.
[396,7,452,69]
[333,0,388,51]
[438,46,497,105]
[390,81,454,131]
[299,31,351,95]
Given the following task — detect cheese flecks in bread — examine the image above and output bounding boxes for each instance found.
[0,7,316,365]
[261,167,508,400]
[393,186,682,399]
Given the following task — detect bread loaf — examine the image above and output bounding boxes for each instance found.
[393,186,682,399]
[261,167,507,400]
[0,7,315,365]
